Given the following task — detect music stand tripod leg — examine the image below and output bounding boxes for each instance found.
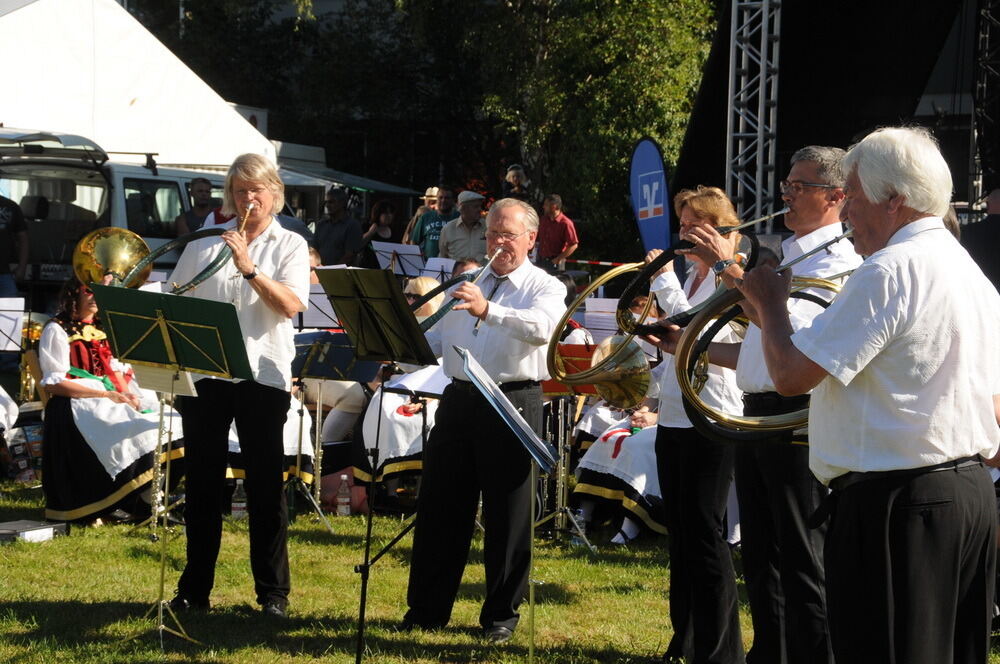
[126,372,203,648]
[286,382,334,534]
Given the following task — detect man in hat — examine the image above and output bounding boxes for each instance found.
[410,187,459,259]
[314,187,362,265]
[439,190,488,263]
[423,186,440,211]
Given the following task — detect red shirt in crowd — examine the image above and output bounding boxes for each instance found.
[537,211,579,260]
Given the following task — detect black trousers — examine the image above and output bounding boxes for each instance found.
[405,381,541,632]
[826,463,996,664]
[656,425,744,664]
[736,395,831,664]
[176,379,291,606]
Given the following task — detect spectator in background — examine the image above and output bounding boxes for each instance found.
[502,165,532,203]
[536,194,579,273]
[314,187,362,266]
[439,191,488,263]
[175,177,215,236]
[423,187,440,211]
[410,188,458,259]
[0,194,27,296]
[403,205,431,247]
[359,200,400,268]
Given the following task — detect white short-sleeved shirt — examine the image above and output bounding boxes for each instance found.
[736,223,862,393]
[168,216,310,392]
[791,217,1000,484]
[651,265,743,428]
[426,259,566,382]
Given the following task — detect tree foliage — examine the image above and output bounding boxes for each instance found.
[130,0,716,259]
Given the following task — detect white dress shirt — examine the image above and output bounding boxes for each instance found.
[651,264,743,428]
[426,259,566,383]
[736,223,862,393]
[168,216,310,392]
[791,217,1000,484]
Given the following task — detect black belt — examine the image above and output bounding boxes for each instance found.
[808,455,984,529]
[451,378,540,394]
[828,455,983,493]
[742,391,809,414]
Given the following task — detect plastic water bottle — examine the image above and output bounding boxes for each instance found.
[231,479,247,519]
[570,508,588,548]
[336,474,351,516]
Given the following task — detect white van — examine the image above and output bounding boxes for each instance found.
[0,128,226,286]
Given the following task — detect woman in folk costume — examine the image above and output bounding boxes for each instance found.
[38,277,182,522]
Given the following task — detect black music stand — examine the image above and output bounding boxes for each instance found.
[454,346,556,663]
[313,268,436,664]
[91,284,252,649]
[289,332,380,531]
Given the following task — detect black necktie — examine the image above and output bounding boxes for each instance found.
[474,275,507,333]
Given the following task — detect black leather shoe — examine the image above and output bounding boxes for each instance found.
[483,626,513,643]
[167,596,209,612]
[262,601,288,618]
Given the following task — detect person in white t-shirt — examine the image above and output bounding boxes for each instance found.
[739,126,1000,664]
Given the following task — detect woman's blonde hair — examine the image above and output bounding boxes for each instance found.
[404,276,444,316]
[672,185,739,227]
[222,153,285,216]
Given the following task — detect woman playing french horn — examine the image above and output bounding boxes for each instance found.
[637,185,747,663]
[166,153,310,619]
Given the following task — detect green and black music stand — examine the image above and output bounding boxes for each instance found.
[92,284,252,649]
[313,268,436,664]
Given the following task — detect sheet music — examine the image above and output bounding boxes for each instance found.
[0,298,25,352]
[384,364,450,398]
[298,282,340,330]
[371,241,424,277]
[131,365,199,397]
[420,257,456,282]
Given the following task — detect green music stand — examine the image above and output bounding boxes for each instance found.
[91,284,252,648]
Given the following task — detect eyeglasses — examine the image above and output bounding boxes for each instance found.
[780,179,840,195]
[485,229,529,243]
[404,293,419,301]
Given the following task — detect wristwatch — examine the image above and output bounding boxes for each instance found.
[243,266,259,280]
[712,258,736,275]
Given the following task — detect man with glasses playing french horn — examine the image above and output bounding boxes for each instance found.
[662,146,861,664]
[738,127,1000,664]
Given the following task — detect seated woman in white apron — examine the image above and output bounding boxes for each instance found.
[38,278,184,523]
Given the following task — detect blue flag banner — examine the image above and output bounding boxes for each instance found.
[629,137,671,252]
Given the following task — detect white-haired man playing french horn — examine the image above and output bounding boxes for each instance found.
[738,127,1000,664]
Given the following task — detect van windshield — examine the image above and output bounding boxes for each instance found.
[0,165,108,264]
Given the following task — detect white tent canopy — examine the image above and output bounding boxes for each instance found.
[0,0,275,167]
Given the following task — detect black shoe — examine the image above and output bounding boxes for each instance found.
[483,625,513,643]
[167,595,209,612]
[262,601,287,618]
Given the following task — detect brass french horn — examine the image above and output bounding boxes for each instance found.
[72,204,256,292]
[673,229,854,443]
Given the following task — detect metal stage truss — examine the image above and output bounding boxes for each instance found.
[972,0,1000,217]
[726,0,781,231]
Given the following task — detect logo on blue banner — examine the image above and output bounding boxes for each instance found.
[629,137,671,252]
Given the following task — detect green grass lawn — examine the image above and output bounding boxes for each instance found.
[1,481,999,664]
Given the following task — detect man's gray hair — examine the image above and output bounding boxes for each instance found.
[487,197,539,232]
[791,146,847,187]
[842,127,952,217]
